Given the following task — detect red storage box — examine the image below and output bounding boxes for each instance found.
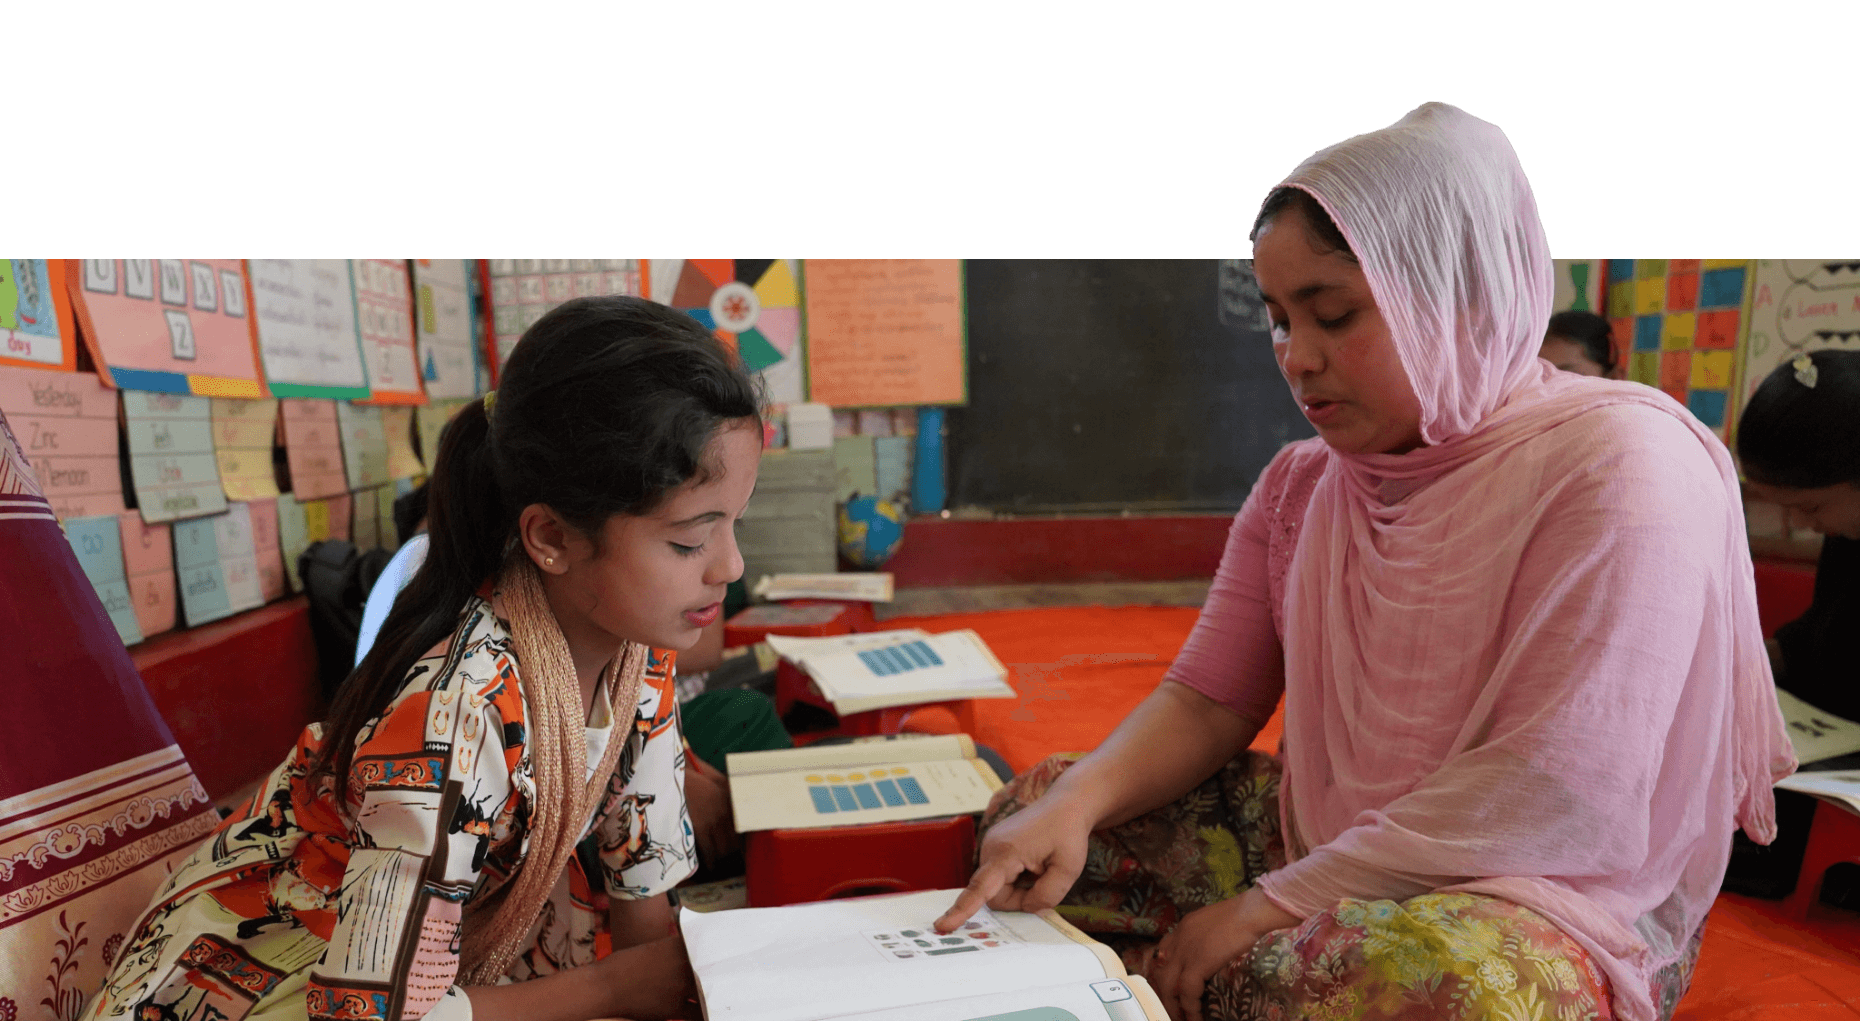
[724,602,854,647]
[744,815,977,907]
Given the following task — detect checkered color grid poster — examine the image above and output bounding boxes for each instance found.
[1606,259,1751,437]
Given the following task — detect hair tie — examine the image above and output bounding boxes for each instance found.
[1793,354,1819,389]
[482,390,497,419]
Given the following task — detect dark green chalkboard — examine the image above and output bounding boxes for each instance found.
[948,260,1314,514]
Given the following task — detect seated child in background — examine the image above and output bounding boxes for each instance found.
[1539,309,1617,377]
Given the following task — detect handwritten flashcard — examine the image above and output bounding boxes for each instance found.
[247,259,371,399]
[275,492,310,593]
[414,398,468,470]
[0,365,126,519]
[65,515,143,645]
[173,503,265,626]
[122,391,228,523]
[412,260,479,399]
[352,485,382,551]
[352,260,424,403]
[246,496,287,601]
[210,397,281,501]
[323,491,353,542]
[803,260,967,407]
[119,511,176,638]
[68,259,262,396]
[279,398,347,499]
[0,260,80,370]
[380,406,422,480]
[336,402,390,489]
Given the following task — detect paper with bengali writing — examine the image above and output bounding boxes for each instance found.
[248,259,371,398]
[412,260,479,400]
[0,365,125,519]
[211,397,280,501]
[120,510,176,637]
[352,259,424,403]
[280,399,348,499]
[122,391,228,523]
[803,260,967,407]
[336,402,390,490]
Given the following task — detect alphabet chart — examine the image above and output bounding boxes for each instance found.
[412,260,480,400]
[68,259,263,396]
[173,502,265,626]
[247,259,371,399]
[0,259,80,371]
[210,397,281,501]
[486,259,642,374]
[120,510,177,638]
[352,259,424,404]
[64,514,143,645]
[122,391,229,523]
[279,398,348,499]
[0,364,126,519]
[336,401,391,489]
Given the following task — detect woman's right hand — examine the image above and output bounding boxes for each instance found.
[933,793,1095,933]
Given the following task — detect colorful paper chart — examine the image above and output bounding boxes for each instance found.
[414,398,469,472]
[122,391,229,523]
[279,398,347,500]
[0,260,80,371]
[120,510,176,638]
[1552,259,1604,315]
[68,259,263,396]
[1742,260,1860,413]
[352,259,424,404]
[247,259,371,399]
[336,402,390,489]
[275,492,310,593]
[649,259,806,405]
[1607,259,1750,437]
[803,260,967,407]
[0,364,126,520]
[65,514,143,645]
[486,260,643,375]
[173,503,265,627]
[380,405,422,480]
[210,397,281,501]
[246,496,287,602]
[412,259,480,400]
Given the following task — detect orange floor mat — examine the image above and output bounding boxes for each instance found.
[881,604,1860,1018]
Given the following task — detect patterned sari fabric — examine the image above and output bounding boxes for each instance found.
[986,754,1703,1021]
[0,408,220,1021]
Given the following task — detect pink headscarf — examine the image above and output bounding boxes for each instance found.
[1250,104,1796,1020]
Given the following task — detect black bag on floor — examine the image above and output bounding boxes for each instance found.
[300,539,393,701]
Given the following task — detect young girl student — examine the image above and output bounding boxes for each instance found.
[83,296,763,1021]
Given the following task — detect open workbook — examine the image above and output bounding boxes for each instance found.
[725,734,1003,833]
[765,629,1018,716]
[681,888,1167,1021]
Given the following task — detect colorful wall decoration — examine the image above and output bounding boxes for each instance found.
[1742,260,1860,410]
[0,259,79,371]
[1606,259,1750,436]
[647,259,805,406]
[68,259,264,396]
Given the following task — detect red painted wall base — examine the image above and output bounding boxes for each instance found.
[884,515,1233,588]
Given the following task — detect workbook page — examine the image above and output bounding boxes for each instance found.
[825,976,1163,1021]
[730,758,999,833]
[683,891,1110,1021]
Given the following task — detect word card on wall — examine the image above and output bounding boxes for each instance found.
[0,260,80,371]
[352,259,424,404]
[486,260,642,374]
[69,259,262,396]
[279,398,347,499]
[211,397,281,501]
[247,497,288,601]
[276,492,310,593]
[66,514,143,645]
[120,510,176,638]
[122,391,229,522]
[336,402,390,489]
[0,365,126,520]
[173,503,265,626]
[380,406,422,480]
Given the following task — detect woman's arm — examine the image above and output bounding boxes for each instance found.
[463,935,692,1021]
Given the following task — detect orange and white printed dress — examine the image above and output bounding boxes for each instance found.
[80,593,697,1021]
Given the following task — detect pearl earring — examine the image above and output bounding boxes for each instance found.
[544,557,555,567]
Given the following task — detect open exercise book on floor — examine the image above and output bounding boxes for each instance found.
[726,735,1003,833]
[681,888,1167,1021]
[764,629,1017,715]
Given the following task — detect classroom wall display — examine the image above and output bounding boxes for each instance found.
[210,397,281,501]
[247,496,287,601]
[279,398,347,499]
[0,364,126,519]
[1742,260,1860,411]
[803,260,966,407]
[1552,259,1604,315]
[351,485,381,551]
[1606,259,1751,436]
[120,510,176,638]
[414,397,469,472]
[486,260,644,373]
[874,435,913,504]
[173,503,265,627]
[351,259,424,403]
[122,391,230,523]
[66,259,264,396]
[247,259,371,399]
[376,483,399,550]
[647,259,806,406]
[380,405,422,480]
[0,259,80,370]
[412,259,480,399]
[65,514,143,645]
[275,492,310,593]
[336,401,390,489]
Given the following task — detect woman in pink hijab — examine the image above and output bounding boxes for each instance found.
[937,103,1795,1021]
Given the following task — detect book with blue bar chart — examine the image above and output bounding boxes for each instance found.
[763,628,1017,716]
[726,734,1005,834]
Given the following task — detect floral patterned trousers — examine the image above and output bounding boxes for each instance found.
[984,753,1698,1021]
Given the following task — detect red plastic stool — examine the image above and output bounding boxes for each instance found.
[744,815,976,907]
[1784,798,1860,919]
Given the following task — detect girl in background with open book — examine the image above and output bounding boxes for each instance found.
[83,296,763,1021]
[939,104,1795,1021]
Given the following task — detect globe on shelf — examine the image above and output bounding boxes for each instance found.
[837,496,905,569]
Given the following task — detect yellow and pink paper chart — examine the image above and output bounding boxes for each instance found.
[69,259,263,397]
